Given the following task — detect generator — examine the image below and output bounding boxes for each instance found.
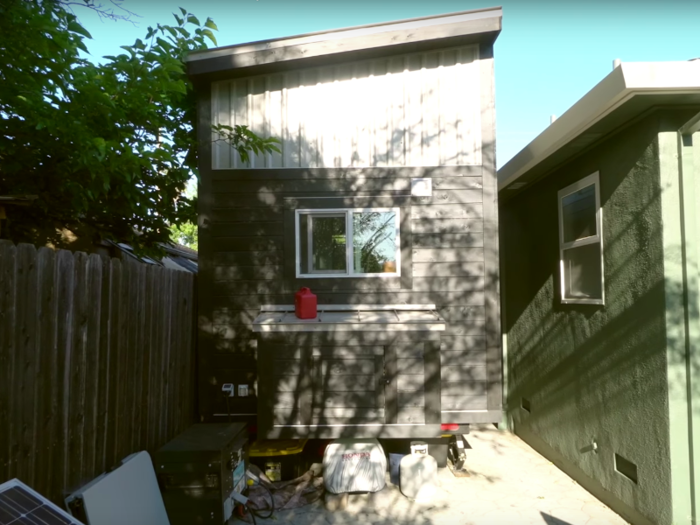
[153,423,248,525]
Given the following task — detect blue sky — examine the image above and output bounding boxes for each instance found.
[77,0,700,168]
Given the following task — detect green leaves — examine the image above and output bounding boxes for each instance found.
[92,137,106,159]
[170,220,198,250]
[67,20,92,39]
[212,124,282,165]
[202,29,217,46]
[0,1,279,257]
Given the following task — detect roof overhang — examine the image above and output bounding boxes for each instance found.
[186,7,502,81]
[0,195,38,206]
[498,61,700,194]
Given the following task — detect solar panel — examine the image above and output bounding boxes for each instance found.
[0,479,83,525]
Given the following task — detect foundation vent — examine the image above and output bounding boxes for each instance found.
[614,453,638,484]
[521,397,531,413]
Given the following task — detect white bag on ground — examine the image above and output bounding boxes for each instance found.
[400,442,438,501]
[323,439,387,494]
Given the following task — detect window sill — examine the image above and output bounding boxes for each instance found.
[561,298,605,306]
[296,273,401,279]
[252,304,445,333]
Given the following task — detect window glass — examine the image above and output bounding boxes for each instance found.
[309,215,346,273]
[352,211,397,273]
[562,184,596,243]
[297,208,400,277]
[563,243,602,299]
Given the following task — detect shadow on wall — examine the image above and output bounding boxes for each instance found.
[199,95,500,438]
[503,131,668,425]
[503,129,700,423]
[500,123,700,524]
[212,45,482,170]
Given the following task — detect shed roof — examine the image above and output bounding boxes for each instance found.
[108,241,198,273]
[498,61,700,195]
[186,7,502,80]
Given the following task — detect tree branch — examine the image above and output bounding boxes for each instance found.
[62,0,140,25]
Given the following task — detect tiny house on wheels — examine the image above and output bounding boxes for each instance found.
[187,8,503,439]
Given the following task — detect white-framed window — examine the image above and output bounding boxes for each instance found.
[558,172,604,305]
[295,208,401,278]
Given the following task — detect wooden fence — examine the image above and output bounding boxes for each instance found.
[0,241,196,505]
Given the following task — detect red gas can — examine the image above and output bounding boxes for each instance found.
[295,287,317,319]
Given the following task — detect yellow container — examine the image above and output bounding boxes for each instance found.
[249,439,308,481]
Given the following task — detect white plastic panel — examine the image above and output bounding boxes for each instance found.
[212,45,482,169]
[66,451,170,525]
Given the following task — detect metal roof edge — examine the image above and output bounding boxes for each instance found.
[186,7,502,64]
[498,61,700,192]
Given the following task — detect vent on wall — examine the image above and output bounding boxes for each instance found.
[614,453,638,484]
[521,397,531,413]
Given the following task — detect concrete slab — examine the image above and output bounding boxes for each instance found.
[243,426,628,525]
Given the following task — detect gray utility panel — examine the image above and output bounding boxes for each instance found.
[153,423,248,525]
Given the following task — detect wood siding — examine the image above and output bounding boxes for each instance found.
[0,242,196,506]
[200,166,497,426]
[212,45,482,169]
[198,42,501,432]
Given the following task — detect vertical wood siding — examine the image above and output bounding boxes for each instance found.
[0,241,196,505]
[212,45,481,169]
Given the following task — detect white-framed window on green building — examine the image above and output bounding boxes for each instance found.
[558,172,604,305]
[295,208,401,278]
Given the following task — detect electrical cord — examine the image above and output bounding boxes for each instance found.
[246,502,256,525]
[225,395,232,422]
[245,477,275,523]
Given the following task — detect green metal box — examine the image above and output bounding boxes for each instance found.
[153,423,248,525]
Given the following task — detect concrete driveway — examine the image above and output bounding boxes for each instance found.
[245,425,628,525]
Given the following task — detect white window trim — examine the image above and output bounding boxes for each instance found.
[557,172,605,305]
[295,208,401,278]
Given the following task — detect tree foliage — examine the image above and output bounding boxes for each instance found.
[170,179,197,250]
[0,0,279,255]
[170,221,198,250]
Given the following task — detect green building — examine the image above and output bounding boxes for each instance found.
[498,61,700,525]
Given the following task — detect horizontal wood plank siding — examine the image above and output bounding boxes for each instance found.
[267,346,386,427]
[394,343,426,425]
[203,167,493,423]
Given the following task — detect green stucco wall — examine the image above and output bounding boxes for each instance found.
[501,110,700,525]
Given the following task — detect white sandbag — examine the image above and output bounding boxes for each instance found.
[400,442,438,501]
[323,439,387,494]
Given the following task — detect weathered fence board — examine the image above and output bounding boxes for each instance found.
[0,243,15,487]
[95,255,111,479]
[0,241,196,506]
[35,247,56,498]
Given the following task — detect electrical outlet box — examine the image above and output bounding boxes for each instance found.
[411,178,432,197]
[221,383,234,397]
